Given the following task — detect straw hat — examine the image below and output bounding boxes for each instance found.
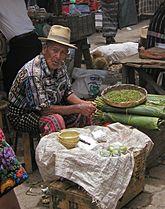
[39,25,77,49]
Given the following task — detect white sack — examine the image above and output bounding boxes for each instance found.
[90,42,139,63]
[36,123,153,209]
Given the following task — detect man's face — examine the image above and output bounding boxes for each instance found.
[43,42,69,71]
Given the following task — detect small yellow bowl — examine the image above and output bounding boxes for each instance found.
[58,130,80,149]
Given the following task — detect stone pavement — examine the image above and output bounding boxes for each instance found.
[15,19,165,209]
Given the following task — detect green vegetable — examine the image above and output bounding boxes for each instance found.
[94,110,164,130]
[100,143,128,157]
[95,96,165,119]
[104,89,143,102]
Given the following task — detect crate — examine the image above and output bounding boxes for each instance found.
[48,13,95,42]
[49,149,146,209]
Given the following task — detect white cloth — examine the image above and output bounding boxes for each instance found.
[36,123,153,209]
[0,0,34,41]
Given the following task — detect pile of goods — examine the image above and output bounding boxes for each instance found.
[94,84,165,130]
[104,89,142,102]
[100,142,128,157]
[101,84,147,108]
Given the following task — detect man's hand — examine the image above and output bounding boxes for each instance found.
[77,101,97,116]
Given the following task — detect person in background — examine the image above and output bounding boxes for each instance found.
[143,1,165,90]
[146,1,165,49]
[0,0,42,95]
[100,0,138,45]
[7,25,96,136]
[0,128,28,209]
[100,0,119,44]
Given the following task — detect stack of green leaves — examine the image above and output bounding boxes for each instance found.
[94,94,165,130]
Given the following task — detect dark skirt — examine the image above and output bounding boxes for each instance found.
[100,0,119,37]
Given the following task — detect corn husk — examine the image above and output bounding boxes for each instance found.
[94,111,164,130]
[147,94,165,106]
[95,97,165,119]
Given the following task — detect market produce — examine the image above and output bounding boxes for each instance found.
[94,110,164,130]
[94,94,165,130]
[104,89,143,102]
[101,84,147,108]
[100,142,128,157]
[147,94,165,106]
[95,96,165,119]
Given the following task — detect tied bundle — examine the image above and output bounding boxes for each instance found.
[93,94,165,130]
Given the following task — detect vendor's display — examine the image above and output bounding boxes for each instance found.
[36,124,153,209]
[101,84,147,108]
[100,142,128,157]
[94,90,165,130]
[49,147,145,209]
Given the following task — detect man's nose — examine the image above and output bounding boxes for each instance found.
[55,51,61,58]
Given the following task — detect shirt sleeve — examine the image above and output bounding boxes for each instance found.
[62,67,74,99]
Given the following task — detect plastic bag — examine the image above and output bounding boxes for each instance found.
[71,67,111,99]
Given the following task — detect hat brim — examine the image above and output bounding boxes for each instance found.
[39,37,77,49]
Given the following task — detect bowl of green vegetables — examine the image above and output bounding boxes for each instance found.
[101,84,147,108]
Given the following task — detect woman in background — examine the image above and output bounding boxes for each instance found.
[100,0,137,44]
[100,0,119,44]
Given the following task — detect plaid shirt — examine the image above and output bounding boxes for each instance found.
[137,0,164,16]
[8,53,73,111]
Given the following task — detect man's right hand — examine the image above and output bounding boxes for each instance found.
[77,102,97,116]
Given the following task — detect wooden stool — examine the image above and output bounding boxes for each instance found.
[13,132,40,174]
[0,99,9,129]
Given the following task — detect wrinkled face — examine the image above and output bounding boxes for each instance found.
[43,41,69,71]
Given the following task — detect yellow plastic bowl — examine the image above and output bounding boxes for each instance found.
[58,130,80,149]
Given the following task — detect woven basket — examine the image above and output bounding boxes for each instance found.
[101,84,147,108]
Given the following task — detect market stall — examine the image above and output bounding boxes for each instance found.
[36,123,153,209]
[120,47,165,95]
[94,85,165,168]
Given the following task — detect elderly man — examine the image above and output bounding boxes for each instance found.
[7,25,96,136]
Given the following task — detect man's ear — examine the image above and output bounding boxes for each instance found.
[42,45,47,55]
